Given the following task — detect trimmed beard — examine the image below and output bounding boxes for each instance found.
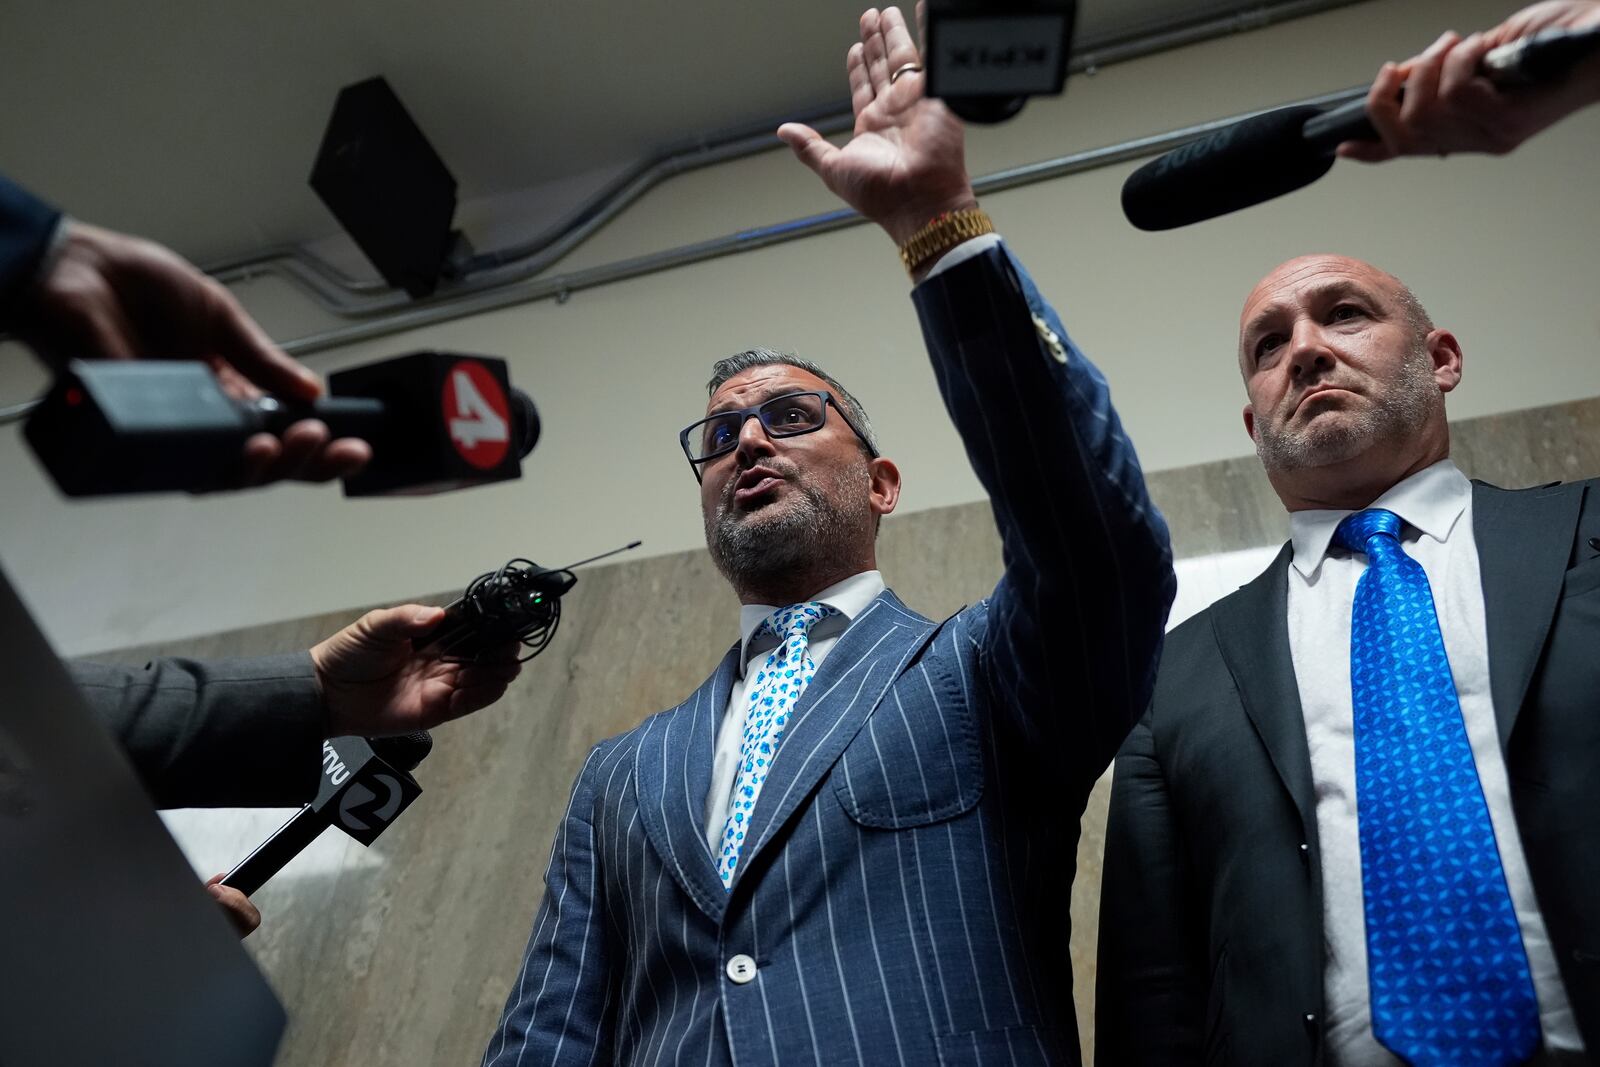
[1254,343,1439,472]
[705,460,873,594]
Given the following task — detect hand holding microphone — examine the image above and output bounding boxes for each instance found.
[1341,1,1600,163]
[1121,3,1600,230]
[312,603,523,738]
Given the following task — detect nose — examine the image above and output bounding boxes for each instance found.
[732,412,777,468]
[1287,320,1335,381]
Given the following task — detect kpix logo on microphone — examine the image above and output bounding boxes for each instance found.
[443,359,511,469]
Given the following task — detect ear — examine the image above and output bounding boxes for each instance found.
[1242,404,1258,443]
[868,456,902,518]
[1427,329,1463,393]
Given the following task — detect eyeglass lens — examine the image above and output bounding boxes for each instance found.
[693,392,826,461]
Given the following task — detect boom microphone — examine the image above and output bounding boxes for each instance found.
[1122,24,1600,231]
[220,733,431,897]
[24,351,539,497]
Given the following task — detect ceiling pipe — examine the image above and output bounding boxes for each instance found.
[281,83,1367,357]
[214,0,1369,323]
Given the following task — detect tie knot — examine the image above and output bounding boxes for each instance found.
[757,602,837,643]
[1334,508,1403,555]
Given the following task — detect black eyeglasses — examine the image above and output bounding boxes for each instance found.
[678,390,878,481]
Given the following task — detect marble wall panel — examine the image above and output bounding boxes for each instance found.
[98,395,1600,1065]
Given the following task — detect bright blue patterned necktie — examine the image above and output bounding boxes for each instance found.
[716,602,837,888]
[1335,508,1539,1066]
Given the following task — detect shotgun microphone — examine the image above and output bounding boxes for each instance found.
[1121,24,1600,231]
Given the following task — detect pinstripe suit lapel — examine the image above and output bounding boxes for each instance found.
[634,646,737,922]
[731,590,937,892]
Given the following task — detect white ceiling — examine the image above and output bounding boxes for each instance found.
[1,0,1297,267]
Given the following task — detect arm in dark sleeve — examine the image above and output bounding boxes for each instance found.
[911,242,1177,786]
[483,747,617,1067]
[0,173,62,328]
[68,653,326,808]
[1096,711,1204,1064]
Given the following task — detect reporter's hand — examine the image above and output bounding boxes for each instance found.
[312,604,523,738]
[14,220,371,486]
[1340,1,1600,162]
[776,5,977,249]
[205,872,260,938]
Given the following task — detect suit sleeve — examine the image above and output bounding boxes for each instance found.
[68,653,326,809]
[0,173,62,329]
[483,746,617,1067]
[1095,710,1205,1063]
[911,243,1176,786]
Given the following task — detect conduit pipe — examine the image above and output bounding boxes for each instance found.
[215,0,1366,327]
[282,83,1367,356]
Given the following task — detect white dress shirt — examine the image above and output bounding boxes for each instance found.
[1285,458,1583,1064]
[703,570,886,849]
[698,231,1002,849]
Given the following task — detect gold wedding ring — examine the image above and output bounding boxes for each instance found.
[889,62,923,84]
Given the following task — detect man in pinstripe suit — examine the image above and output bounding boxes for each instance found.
[482,7,1176,1064]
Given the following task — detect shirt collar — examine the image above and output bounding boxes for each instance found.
[737,570,885,668]
[1288,458,1470,579]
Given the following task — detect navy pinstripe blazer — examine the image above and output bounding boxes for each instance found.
[483,245,1176,1067]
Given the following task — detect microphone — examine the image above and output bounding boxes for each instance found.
[220,733,431,897]
[923,0,1077,125]
[23,351,539,497]
[415,541,642,662]
[1121,24,1600,231]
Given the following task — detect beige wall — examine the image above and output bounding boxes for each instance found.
[2,0,1597,660]
[137,395,1600,1067]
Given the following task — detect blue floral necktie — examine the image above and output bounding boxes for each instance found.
[1334,508,1539,1066]
[717,602,837,889]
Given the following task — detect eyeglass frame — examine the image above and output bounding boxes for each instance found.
[678,389,879,482]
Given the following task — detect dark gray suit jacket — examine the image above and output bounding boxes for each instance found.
[69,654,326,809]
[1096,478,1600,1065]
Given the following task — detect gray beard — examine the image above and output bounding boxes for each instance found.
[1255,346,1439,472]
[706,469,871,595]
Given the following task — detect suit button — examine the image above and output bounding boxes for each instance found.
[1304,1012,1318,1032]
[1031,313,1069,364]
[726,954,758,984]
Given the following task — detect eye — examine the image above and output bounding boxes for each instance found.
[1255,333,1286,363]
[1329,303,1363,323]
[775,405,809,425]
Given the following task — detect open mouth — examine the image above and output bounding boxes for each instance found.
[731,466,785,508]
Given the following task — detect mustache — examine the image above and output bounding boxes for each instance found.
[720,457,802,510]
[1282,377,1361,416]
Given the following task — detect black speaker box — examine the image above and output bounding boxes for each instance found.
[310,77,457,298]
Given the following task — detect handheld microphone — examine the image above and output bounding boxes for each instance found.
[23,351,539,497]
[924,0,1077,125]
[1121,24,1600,231]
[415,541,642,662]
[220,732,431,897]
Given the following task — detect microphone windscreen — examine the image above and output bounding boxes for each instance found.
[509,388,540,459]
[370,731,433,772]
[1122,105,1332,231]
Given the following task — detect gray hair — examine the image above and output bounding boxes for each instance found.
[1394,281,1435,344]
[706,347,879,454]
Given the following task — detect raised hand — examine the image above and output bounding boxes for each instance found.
[1339,1,1600,162]
[777,6,977,246]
